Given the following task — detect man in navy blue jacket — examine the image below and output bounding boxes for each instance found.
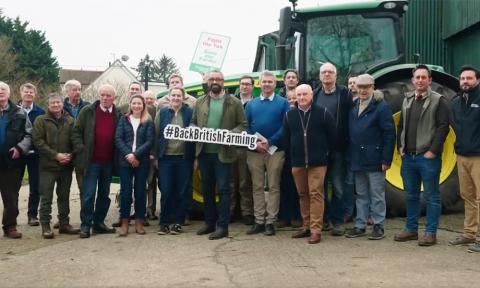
[345,74,395,240]
[18,83,45,226]
[283,84,335,244]
[448,65,480,253]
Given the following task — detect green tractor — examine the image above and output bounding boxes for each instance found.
[162,0,462,217]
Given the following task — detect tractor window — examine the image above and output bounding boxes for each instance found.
[306,15,398,85]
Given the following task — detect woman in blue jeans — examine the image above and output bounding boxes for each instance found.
[156,87,194,235]
[115,95,154,236]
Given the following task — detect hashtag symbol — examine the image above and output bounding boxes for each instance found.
[165,125,174,138]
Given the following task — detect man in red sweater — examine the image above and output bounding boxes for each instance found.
[72,84,123,238]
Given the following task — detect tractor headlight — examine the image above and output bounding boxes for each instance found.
[383,2,397,9]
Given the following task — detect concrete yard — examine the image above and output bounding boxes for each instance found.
[0,180,478,288]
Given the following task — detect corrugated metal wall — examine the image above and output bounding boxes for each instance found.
[402,0,447,68]
[443,0,480,38]
[402,0,480,75]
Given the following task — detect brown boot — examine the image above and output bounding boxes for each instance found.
[418,233,437,246]
[4,227,22,239]
[41,223,54,239]
[59,224,80,234]
[135,219,146,235]
[119,219,129,237]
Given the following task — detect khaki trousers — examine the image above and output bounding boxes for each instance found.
[247,151,284,225]
[230,148,253,216]
[292,166,327,234]
[457,155,480,239]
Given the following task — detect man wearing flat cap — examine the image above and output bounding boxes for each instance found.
[345,74,395,240]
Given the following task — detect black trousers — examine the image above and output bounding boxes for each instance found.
[0,167,23,231]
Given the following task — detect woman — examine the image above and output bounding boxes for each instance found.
[115,95,154,236]
[156,87,194,235]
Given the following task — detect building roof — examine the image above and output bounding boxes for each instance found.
[59,69,103,86]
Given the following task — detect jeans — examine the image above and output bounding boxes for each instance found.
[324,152,346,226]
[158,156,188,225]
[118,164,148,219]
[343,168,355,217]
[21,154,40,218]
[80,163,113,230]
[354,171,386,229]
[198,153,231,230]
[401,154,442,234]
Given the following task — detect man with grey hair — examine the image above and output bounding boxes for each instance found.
[313,62,353,236]
[0,81,32,239]
[72,84,123,238]
[63,79,90,119]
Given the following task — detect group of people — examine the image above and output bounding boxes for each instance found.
[0,63,479,253]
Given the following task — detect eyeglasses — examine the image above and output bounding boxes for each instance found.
[320,70,335,74]
[240,82,252,86]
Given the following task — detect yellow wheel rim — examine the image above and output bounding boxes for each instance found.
[385,112,457,190]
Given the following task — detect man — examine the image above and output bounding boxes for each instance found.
[348,75,359,100]
[63,79,90,119]
[72,84,123,238]
[230,75,254,225]
[0,81,31,239]
[280,69,300,97]
[18,83,45,226]
[278,69,302,228]
[448,65,480,253]
[157,74,197,109]
[344,74,358,223]
[143,90,157,107]
[63,80,90,201]
[142,89,159,221]
[313,62,353,236]
[345,74,395,240]
[394,65,450,246]
[191,70,246,240]
[245,70,290,236]
[283,84,335,244]
[33,93,79,238]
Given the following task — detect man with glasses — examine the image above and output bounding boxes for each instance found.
[230,75,255,225]
[191,70,246,240]
[313,62,353,236]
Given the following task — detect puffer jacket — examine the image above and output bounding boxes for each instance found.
[115,114,154,167]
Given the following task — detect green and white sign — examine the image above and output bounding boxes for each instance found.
[189,32,231,73]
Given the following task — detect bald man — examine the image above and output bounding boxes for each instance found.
[284,84,335,243]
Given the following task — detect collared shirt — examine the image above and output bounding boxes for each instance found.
[99,104,113,113]
[22,104,33,114]
[0,103,9,112]
[260,94,275,101]
[358,95,373,115]
[415,92,426,101]
[298,104,311,113]
[323,86,337,94]
[240,95,253,105]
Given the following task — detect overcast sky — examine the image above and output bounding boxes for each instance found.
[1,0,325,83]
